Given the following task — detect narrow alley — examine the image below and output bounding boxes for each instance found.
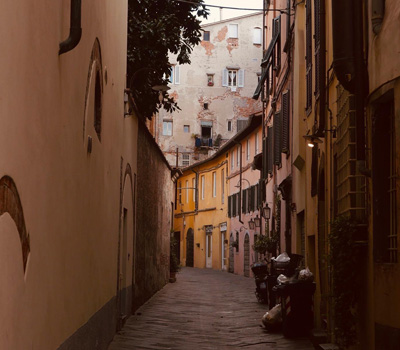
[108,268,314,350]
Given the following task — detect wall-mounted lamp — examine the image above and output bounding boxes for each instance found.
[152,85,170,104]
[248,219,255,230]
[303,134,323,148]
[262,204,271,220]
[254,215,261,228]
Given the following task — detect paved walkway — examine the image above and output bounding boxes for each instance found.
[108,268,314,350]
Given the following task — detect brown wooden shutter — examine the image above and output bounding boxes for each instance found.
[262,137,267,179]
[282,90,290,153]
[267,127,273,174]
[274,112,282,165]
[314,0,321,96]
[305,0,312,110]
[272,16,281,72]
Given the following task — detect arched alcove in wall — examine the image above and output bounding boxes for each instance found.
[83,38,103,148]
[0,175,30,273]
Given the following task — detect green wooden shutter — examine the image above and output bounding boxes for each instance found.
[282,90,290,153]
[267,127,273,174]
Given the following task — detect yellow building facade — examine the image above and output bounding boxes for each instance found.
[174,152,229,270]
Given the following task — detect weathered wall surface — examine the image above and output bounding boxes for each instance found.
[135,121,172,310]
[158,13,263,166]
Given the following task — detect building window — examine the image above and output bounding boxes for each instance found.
[305,0,312,111]
[169,65,180,85]
[222,68,244,89]
[203,31,210,41]
[201,175,205,200]
[237,146,240,167]
[272,16,281,73]
[204,103,209,110]
[192,177,196,202]
[228,120,232,131]
[212,172,217,198]
[221,168,225,204]
[182,153,190,167]
[183,125,190,133]
[253,27,262,45]
[228,24,238,38]
[255,132,259,154]
[207,74,214,86]
[163,120,173,136]
[179,181,182,204]
[246,139,250,161]
[186,180,189,203]
[231,151,234,170]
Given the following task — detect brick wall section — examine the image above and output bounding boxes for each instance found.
[135,120,173,310]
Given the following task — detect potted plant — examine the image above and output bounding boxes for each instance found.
[253,232,278,256]
[169,237,180,283]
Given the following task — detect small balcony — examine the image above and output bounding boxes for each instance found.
[195,137,213,148]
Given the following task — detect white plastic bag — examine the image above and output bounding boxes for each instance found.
[277,274,290,284]
[299,267,314,281]
[262,304,282,328]
[273,252,290,263]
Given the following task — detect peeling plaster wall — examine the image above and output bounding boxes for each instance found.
[158,13,263,166]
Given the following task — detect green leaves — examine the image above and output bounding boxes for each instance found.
[329,216,361,349]
[127,0,208,119]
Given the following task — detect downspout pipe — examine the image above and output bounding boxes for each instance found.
[59,0,82,55]
[372,0,385,35]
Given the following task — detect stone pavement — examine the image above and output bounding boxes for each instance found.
[108,268,315,350]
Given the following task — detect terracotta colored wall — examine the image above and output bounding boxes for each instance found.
[0,1,142,349]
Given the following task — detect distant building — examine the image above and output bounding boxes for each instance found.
[153,13,263,167]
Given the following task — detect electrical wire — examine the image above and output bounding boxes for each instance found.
[174,0,290,14]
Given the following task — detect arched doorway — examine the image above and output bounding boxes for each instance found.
[186,228,194,267]
[229,233,234,273]
[244,233,250,277]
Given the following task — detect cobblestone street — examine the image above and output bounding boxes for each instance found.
[108,268,314,350]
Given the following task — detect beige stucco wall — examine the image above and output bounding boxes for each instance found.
[0,1,136,349]
[368,0,400,93]
[159,13,263,166]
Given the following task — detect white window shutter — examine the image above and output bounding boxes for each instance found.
[222,68,228,86]
[238,69,244,87]
[174,65,180,84]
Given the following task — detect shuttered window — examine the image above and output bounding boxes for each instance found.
[311,146,318,197]
[305,0,312,111]
[262,137,268,179]
[272,16,281,73]
[228,195,232,217]
[274,112,282,165]
[242,189,247,214]
[314,0,320,97]
[282,90,290,154]
[267,127,273,174]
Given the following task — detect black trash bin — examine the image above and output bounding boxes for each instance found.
[274,281,316,338]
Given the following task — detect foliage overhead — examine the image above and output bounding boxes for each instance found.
[127,0,209,119]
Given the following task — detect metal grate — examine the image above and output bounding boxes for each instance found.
[335,85,366,220]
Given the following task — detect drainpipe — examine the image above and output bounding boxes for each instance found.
[59,0,82,55]
[371,0,385,35]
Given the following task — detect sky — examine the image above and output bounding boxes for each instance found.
[200,0,264,24]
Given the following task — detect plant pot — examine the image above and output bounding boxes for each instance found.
[169,271,177,283]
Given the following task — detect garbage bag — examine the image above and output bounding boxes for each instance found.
[262,303,282,328]
[298,267,314,282]
[277,274,290,284]
[273,252,290,263]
